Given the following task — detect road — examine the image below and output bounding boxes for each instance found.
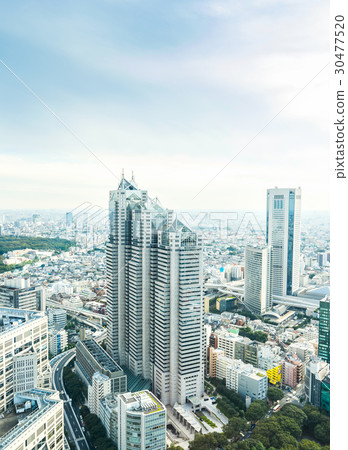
[51,350,91,450]
[279,382,305,408]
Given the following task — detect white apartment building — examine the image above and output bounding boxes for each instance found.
[0,308,50,412]
[238,366,268,401]
[106,175,204,406]
[48,309,67,331]
[244,245,273,315]
[266,187,302,296]
[0,389,64,450]
[288,341,315,363]
[257,345,282,371]
[216,355,235,380]
[218,357,268,401]
[216,331,243,360]
[88,372,111,415]
[49,329,68,357]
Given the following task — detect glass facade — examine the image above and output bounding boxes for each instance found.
[286,191,295,295]
[318,299,330,363]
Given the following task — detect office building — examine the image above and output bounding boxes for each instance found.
[49,329,68,357]
[66,212,73,227]
[0,308,50,412]
[266,187,302,296]
[48,309,67,331]
[106,174,204,406]
[35,286,46,311]
[32,214,41,224]
[0,389,64,450]
[75,339,127,394]
[305,357,329,407]
[0,278,37,311]
[321,373,330,412]
[99,393,119,444]
[13,353,38,394]
[88,372,111,415]
[244,245,273,315]
[117,390,166,450]
[318,297,330,363]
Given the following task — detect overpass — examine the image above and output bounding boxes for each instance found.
[47,299,107,326]
[205,282,321,310]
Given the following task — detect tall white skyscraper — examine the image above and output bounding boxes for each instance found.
[266,187,302,296]
[106,174,204,406]
[244,245,273,314]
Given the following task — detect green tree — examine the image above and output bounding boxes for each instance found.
[245,401,269,422]
[252,417,299,449]
[276,415,302,439]
[231,439,265,449]
[298,440,321,450]
[267,387,284,403]
[189,432,228,449]
[314,420,330,445]
[223,417,248,439]
[168,444,184,450]
[280,403,307,428]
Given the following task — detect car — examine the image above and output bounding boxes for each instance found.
[204,398,209,401]
[212,401,217,405]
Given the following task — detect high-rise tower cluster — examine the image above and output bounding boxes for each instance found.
[106,174,204,406]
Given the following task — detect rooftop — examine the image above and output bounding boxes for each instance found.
[81,339,123,373]
[0,308,45,336]
[119,390,165,414]
[0,389,62,449]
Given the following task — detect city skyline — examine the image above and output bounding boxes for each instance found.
[0,0,329,211]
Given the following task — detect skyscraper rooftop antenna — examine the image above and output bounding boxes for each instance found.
[131,170,135,181]
[121,168,125,178]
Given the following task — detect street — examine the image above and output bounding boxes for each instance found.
[51,351,92,450]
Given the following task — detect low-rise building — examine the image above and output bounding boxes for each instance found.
[75,339,127,394]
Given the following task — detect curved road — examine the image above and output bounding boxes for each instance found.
[52,350,91,450]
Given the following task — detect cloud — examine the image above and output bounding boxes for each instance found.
[0,0,329,211]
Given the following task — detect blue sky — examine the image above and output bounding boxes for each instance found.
[0,0,329,211]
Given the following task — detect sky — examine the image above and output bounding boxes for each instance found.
[0,0,329,212]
